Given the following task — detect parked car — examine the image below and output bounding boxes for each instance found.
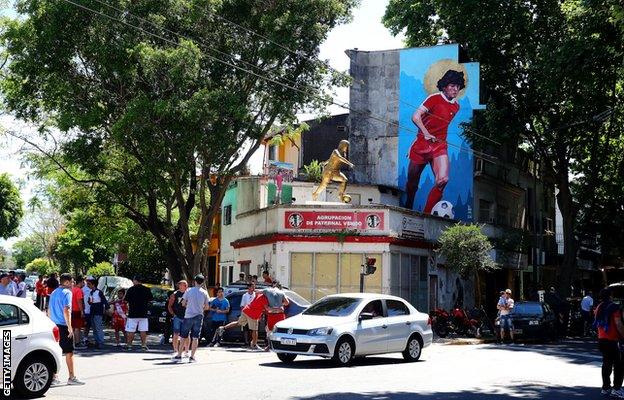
[495,301,556,341]
[270,293,433,366]
[97,275,133,301]
[0,296,62,398]
[223,281,283,296]
[24,276,37,291]
[109,283,173,333]
[201,288,310,343]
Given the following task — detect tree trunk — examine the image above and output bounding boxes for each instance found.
[165,244,185,283]
[556,170,577,297]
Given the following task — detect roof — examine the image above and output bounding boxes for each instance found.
[325,292,406,301]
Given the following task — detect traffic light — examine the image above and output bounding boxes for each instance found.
[364,257,377,275]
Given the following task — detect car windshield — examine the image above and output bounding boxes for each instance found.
[303,297,361,317]
[512,303,543,316]
[284,290,311,306]
[150,288,170,303]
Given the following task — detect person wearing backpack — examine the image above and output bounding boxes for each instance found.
[595,288,624,398]
[86,277,108,349]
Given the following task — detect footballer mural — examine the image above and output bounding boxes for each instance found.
[398,44,485,222]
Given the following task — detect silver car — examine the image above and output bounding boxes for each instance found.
[269,293,433,366]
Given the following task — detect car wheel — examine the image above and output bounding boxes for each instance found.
[333,337,354,366]
[277,353,297,363]
[402,335,422,362]
[13,357,54,399]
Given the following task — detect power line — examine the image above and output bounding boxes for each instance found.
[58,0,498,162]
[203,5,502,147]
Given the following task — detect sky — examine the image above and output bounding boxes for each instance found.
[0,0,405,250]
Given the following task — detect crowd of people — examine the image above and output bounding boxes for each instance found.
[0,271,30,297]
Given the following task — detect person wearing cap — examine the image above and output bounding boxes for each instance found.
[0,273,11,296]
[175,274,210,362]
[124,275,153,351]
[497,289,515,343]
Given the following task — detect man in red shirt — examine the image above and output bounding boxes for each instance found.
[262,270,273,285]
[595,288,624,397]
[217,292,268,350]
[71,277,86,347]
[35,275,46,310]
[404,69,465,213]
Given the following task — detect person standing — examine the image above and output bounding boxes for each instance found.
[71,277,85,348]
[240,283,256,346]
[262,270,273,285]
[208,287,230,347]
[15,273,27,298]
[81,276,92,346]
[0,273,12,295]
[86,277,107,349]
[124,275,154,351]
[581,290,594,337]
[7,271,18,296]
[111,288,129,346]
[263,283,289,351]
[497,289,515,343]
[594,288,624,398]
[176,275,210,362]
[48,274,85,387]
[35,275,46,309]
[167,280,189,355]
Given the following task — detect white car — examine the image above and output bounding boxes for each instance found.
[270,293,433,366]
[0,295,62,398]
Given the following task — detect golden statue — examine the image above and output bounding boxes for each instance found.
[312,140,354,203]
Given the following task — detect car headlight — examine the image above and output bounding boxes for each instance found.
[308,327,333,336]
[529,320,540,326]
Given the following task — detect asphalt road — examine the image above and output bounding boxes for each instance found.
[29,337,604,400]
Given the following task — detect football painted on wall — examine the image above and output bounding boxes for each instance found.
[398,44,485,222]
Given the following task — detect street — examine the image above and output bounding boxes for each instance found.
[40,338,601,400]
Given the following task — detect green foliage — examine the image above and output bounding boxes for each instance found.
[303,160,324,183]
[87,261,115,278]
[384,0,624,290]
[25,257,58,276]
[268,123,310,147]
[0,173,23,239]
[12,235,45,269]
[438,224,497,279]
[1,0,358,280]
[116,226,169,284]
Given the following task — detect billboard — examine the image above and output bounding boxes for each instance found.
[398,44,484,221]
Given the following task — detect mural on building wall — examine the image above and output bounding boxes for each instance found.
[398,44,484,222]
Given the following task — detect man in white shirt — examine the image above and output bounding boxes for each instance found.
[240,283,256,346]
[15,273,27,298]
[7,271,18,296]
[581,291,594,337]
[81,277,93,346]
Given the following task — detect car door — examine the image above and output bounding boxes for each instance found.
[384,299,413,352]
[355,300,388,355]
[0,303,31,375]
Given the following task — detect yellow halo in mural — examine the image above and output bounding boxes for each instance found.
[423,59,469,100]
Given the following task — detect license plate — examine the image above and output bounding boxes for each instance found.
[158,317,166,323]
[280,337,297,346]
[514,329,523,334]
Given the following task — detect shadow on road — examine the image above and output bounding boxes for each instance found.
[261,356,421,369]
[291,384,600,400]
[479,338,599,366]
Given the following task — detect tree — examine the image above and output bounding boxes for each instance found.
[1,0,357,282]
[25,257,59,276]
[438,224,497,306]
[87,261,115,278]
[0,173,23,239]
[384,0,623,295]
[11,235,46,269]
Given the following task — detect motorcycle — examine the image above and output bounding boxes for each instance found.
[430,306,495,338]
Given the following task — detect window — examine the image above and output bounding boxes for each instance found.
[497,205,510,226]
[268,145,277,161]
[361,300,384,318]
[478,199,493,223]
[386,300,410,317]
[304,297,361,317]
[223,205,232,226]
[0,304,20,326]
